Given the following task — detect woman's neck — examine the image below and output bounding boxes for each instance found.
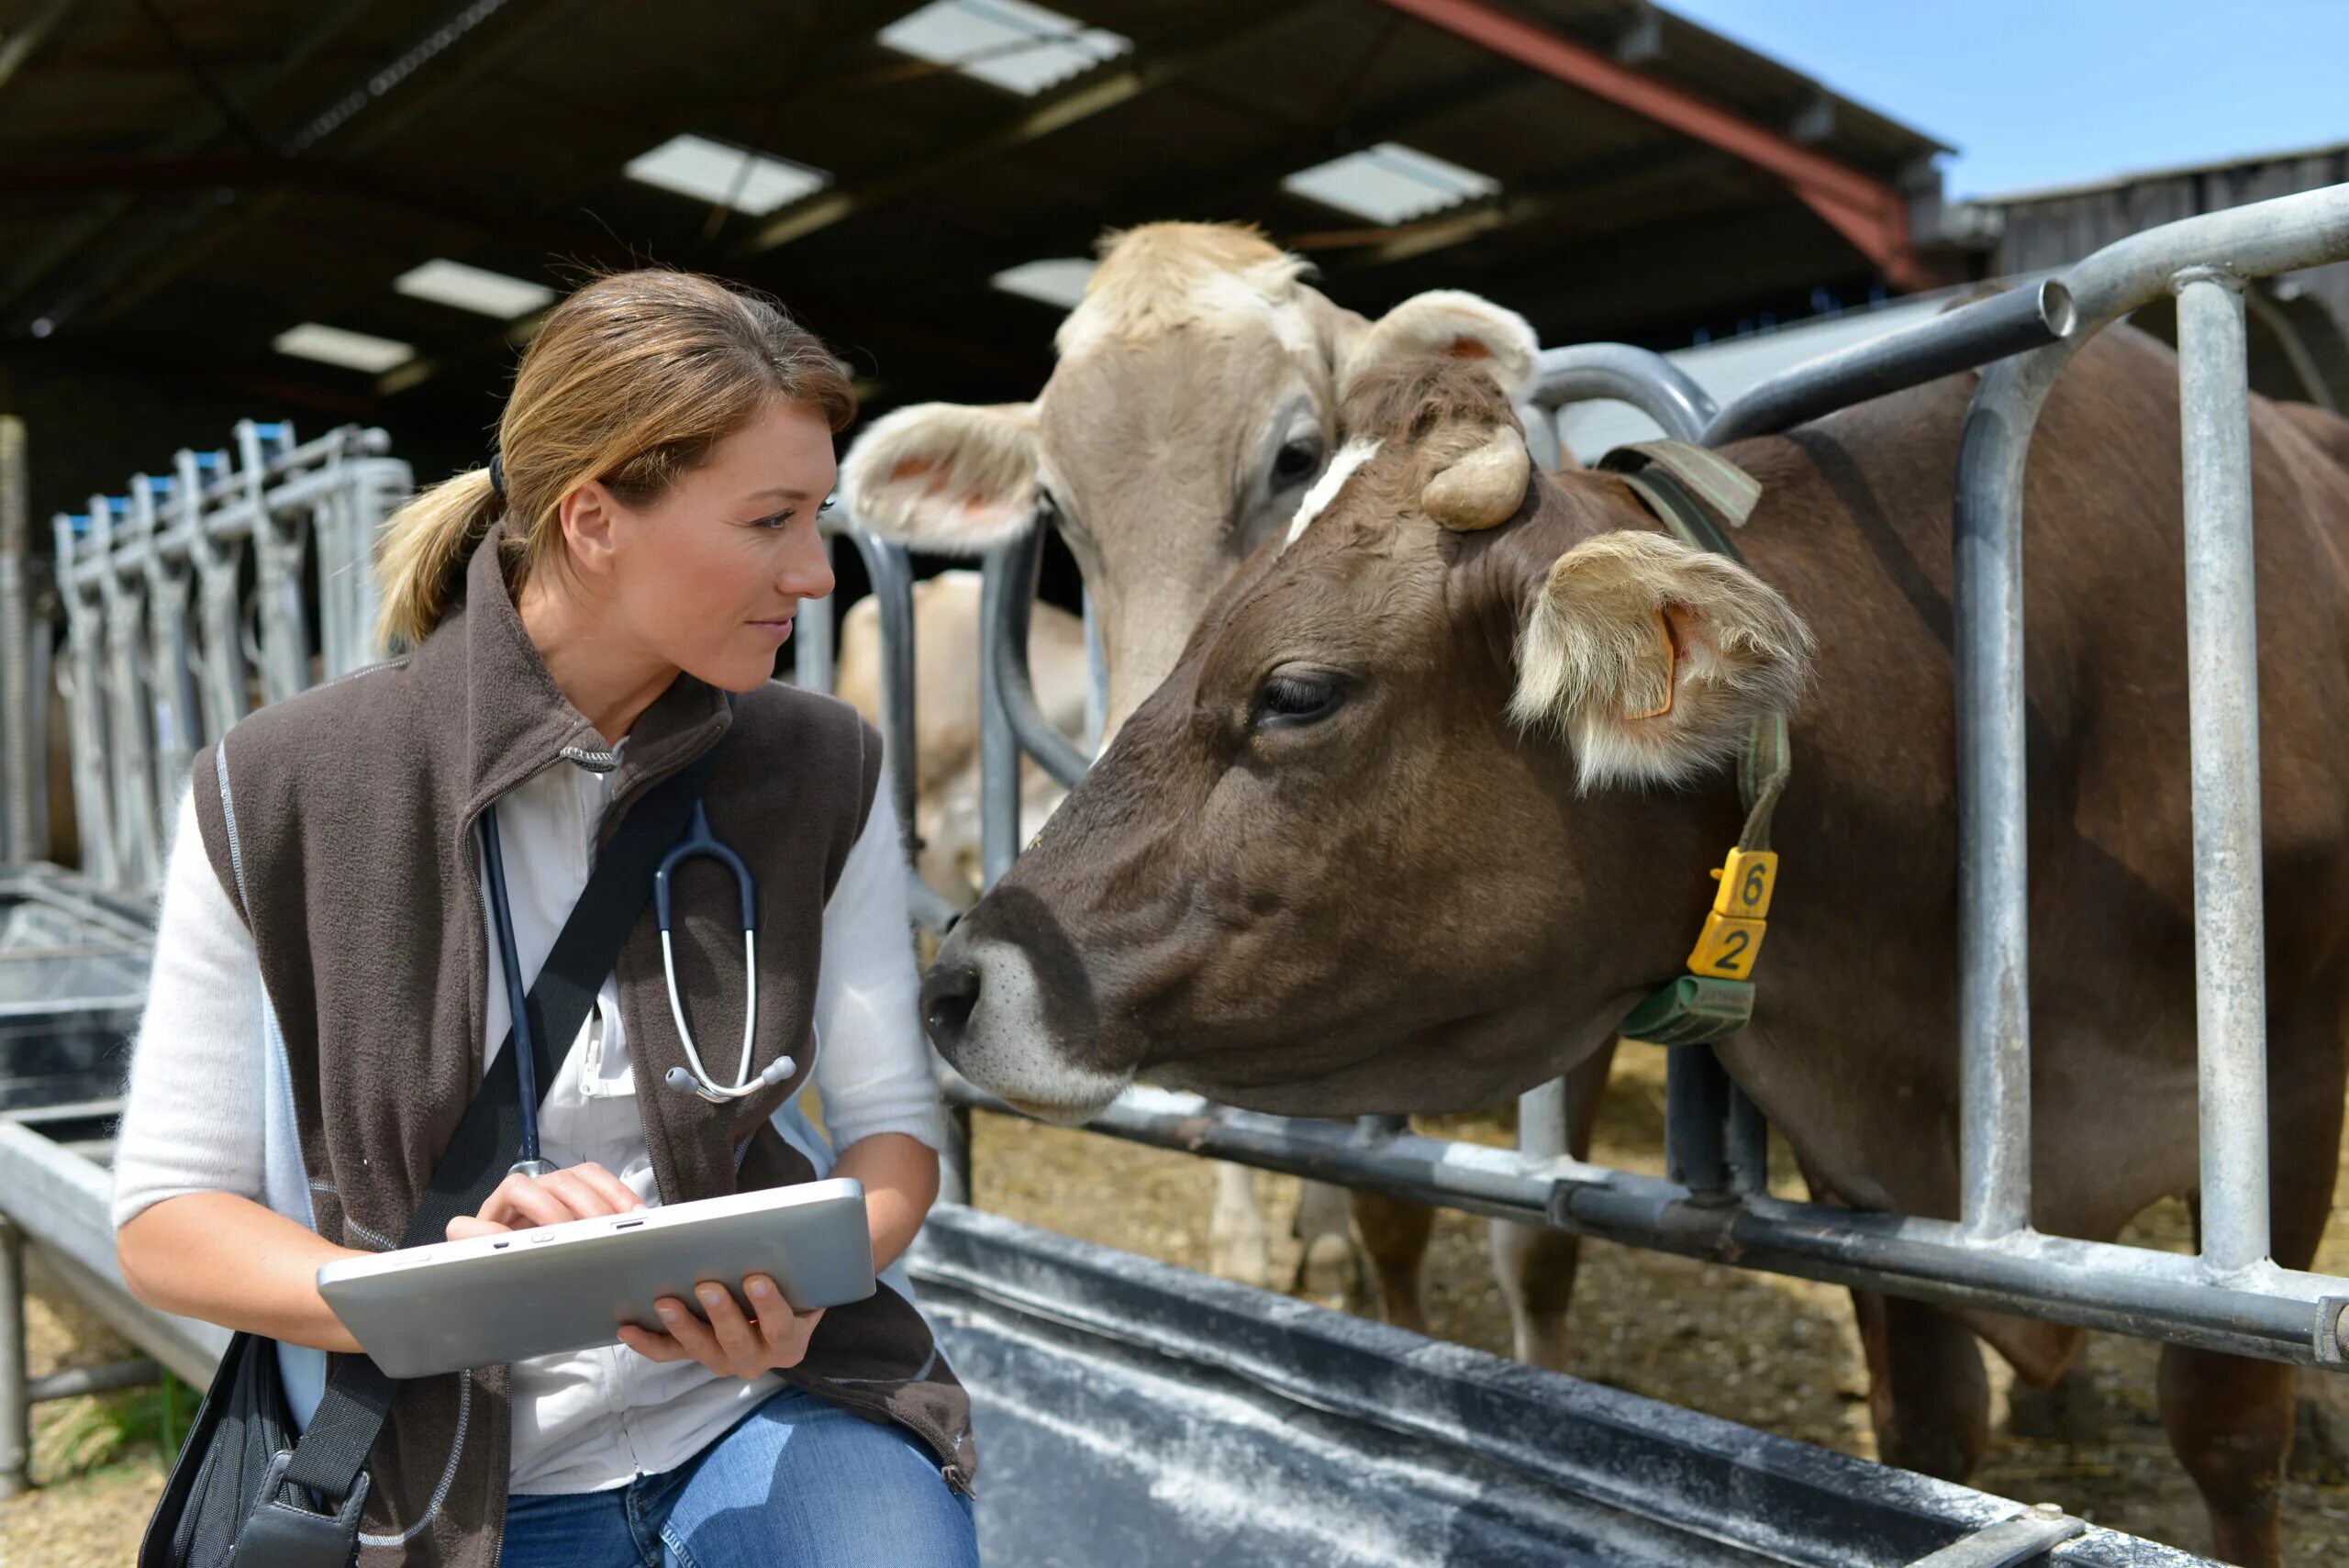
[516,573,676,744]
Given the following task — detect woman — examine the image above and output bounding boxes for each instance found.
[111,270,978,1568]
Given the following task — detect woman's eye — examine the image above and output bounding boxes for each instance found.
[1252,673,1346,730]
[1271,440,1321,485]
[754,510,794,530]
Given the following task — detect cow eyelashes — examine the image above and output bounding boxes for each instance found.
[1251,672,1349,731]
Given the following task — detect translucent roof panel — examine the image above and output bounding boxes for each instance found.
[394,259,556,319]
[273,323,415,373]
[1279,142,1501,226]
[990,257,1097,309]
[880,0,1130,97]
[624,133,830,216]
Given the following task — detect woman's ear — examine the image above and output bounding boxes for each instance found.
[559,480,621,581]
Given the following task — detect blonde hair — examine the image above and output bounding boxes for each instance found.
[374,269,856,650]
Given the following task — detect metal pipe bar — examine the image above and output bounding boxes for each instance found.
[89,493,161,889]
[832,528,919,848]
[1664,1044,1729,1195]
[946,1076,2343,1368]
[28,1357,162,1403]
[239,419,311,706]
[978,546,1024,890]
[987,525,1090,793]
[2175,269,2273,1276]
[1951,342,2068,1240]
[130,474,200,819]
[0,419,29,864]
[1727,1077,1770,1195]
[1703,280,2076,446]
[1531,342,1717,441]
[0,1216,25,1500]
[52,516,115,884]
[791,589,835,692]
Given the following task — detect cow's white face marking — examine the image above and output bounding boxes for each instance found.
[1282,439,1382,551]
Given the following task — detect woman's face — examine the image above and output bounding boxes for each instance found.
[600,398,841,693]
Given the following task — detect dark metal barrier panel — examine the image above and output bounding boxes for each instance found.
[911,1204,2210,1567]
[951,183,2349,1372]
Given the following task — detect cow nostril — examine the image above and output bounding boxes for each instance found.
[922,962,981,1051]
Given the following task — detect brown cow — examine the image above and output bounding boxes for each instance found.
[845,221,1560,1317]
[919,335,2349,1566]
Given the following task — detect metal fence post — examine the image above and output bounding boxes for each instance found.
[977,543,1025,891]
[0,1215,28,1500]
[133,474,200,827]
[239,421,309,706]
[181,449,250,743]
[0,417,30,865]
[2174,266,2273,1276]
[1951,346,2065,1240]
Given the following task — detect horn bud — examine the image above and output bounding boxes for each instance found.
[1422,428,1530,531]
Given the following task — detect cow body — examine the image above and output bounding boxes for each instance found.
[925,332,2349,1564]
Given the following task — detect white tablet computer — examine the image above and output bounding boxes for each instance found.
[316,1177,876,1380]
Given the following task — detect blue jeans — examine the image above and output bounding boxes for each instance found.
[500,1386,978,1567]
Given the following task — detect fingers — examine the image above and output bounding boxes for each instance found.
[444,1215,511,1241]
[618,1284,821,1377]
[564,1162,645,1215]
[645,1295,722,1367]
[747,1276,821,1370]
[473,1162,641,1229]
[695,1283,766,1372]
[617,1323,691,1362]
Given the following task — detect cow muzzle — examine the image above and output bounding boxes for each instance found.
[920,926,1130,1124]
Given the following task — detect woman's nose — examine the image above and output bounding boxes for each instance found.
[783,525,836,601]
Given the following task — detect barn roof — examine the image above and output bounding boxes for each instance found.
[0,0,1958,495]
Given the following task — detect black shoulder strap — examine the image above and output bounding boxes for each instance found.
[272,744,723,1514]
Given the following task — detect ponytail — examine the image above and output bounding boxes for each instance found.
[374,466,503,651]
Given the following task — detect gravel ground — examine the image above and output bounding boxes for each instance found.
[10,1050,2347,1564]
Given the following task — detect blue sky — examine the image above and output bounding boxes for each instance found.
[1662,0,2347,198]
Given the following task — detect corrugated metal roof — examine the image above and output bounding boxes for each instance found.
[0,0,1956,484]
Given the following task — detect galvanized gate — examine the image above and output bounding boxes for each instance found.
[900,183,2349,1372]
[17,420,412,890]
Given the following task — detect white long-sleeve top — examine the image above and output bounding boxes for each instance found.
[112,752,947,1494]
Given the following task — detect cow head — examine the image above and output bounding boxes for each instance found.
[921,361,1813,1121]
[841,222,1538,735]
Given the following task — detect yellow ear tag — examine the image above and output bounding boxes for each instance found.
[1687,849,1778,980]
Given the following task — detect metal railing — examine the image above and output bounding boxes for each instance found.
[946,183,2349,1369]
[36,421,410,891]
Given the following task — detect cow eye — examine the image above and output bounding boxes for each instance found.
[1252,672,1347,730]
[1270,439,1322,486]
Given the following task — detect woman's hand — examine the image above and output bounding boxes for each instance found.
[618,1275,824,1376]
[446,1160,642,1240]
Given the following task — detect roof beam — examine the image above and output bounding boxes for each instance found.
[0,0,380,320]
[733,2,1323,256]
[0,0,84,95]
[1366,0,1928,290]
[78,0,603,332]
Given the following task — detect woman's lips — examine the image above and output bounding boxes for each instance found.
[750,616,796,642]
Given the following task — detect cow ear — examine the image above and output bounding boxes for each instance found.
[1341,290,1539,403]
[1508,531,1813,791]
[841,401,1040,553]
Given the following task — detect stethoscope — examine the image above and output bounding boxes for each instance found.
[481,797,794,1179]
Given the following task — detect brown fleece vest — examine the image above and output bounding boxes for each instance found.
[188,526,974,1568]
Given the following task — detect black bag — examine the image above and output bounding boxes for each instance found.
[139,746,722,1567]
